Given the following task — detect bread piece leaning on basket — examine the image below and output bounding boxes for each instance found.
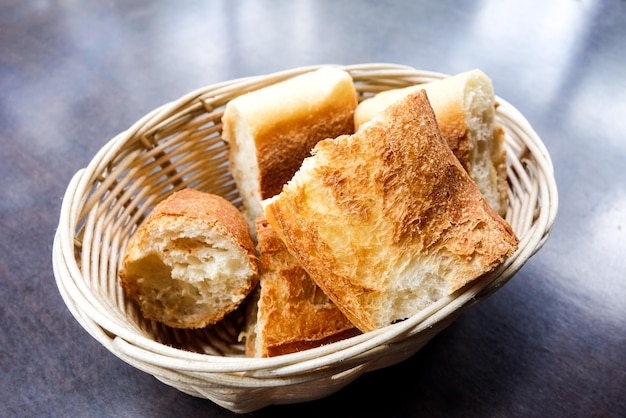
[355,69,508,217]
[263,88,519,333]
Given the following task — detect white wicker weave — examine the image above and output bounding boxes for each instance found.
[52,63,558,413]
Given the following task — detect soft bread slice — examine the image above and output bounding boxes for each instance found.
[264,90,519,333]
[222,67,358,230]
[354,69,508,216]
[119,188,259,329]
[245,217,360,357]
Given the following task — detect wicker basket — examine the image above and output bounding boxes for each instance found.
[52,63,558,413]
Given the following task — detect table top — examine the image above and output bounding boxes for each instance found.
[2,0,625,417]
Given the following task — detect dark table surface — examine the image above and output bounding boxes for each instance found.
[2,1,625,417]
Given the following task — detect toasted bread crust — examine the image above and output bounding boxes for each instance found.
[355,79,471,171]
[264,90,518,332]
[222,67,358,227]
[144,189,257,255]
[354,69,508,215]
[247,218,359,357]
[254,94,357,199]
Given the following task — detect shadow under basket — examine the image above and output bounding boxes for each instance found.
[52,63,558,413]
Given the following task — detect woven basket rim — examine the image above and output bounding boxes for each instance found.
[52,63,558,412]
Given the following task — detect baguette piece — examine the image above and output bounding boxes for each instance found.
[222,67,358,230]
[264,90,519,333]
[245,217,360,357]
[119,188,259,329]
[354,69,508,216]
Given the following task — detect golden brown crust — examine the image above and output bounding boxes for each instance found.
[425,93,472,173]
[119,188,259,329]
[354,70,508,216]
[247,217,359,357]
[145,189,257,257]
[222,67,358,227]
[255,97,357,199]
[355,82,472,172]
[264,90,518,332]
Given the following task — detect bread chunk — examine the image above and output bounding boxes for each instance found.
[119,188,259,329]
[245,217,360,357]
[264,90,519,333]
[354,69,508,216]
[222,67,358,231]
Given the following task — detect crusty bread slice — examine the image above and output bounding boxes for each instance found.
[119,188,259,329]
[263,90,519,333]
[245,217,360,357]
[354,69,508,216]
[222,67,358,231]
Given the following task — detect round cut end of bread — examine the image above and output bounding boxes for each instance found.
[119,189,259,329]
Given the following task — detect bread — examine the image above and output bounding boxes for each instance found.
[354,69,508,216]
[245,217,360,357]
[222,67,358,230]
[263,90,519,333]
[119,188,259,329]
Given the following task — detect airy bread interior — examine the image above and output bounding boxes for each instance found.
[119,189,259,329]
[264,90,519,332]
